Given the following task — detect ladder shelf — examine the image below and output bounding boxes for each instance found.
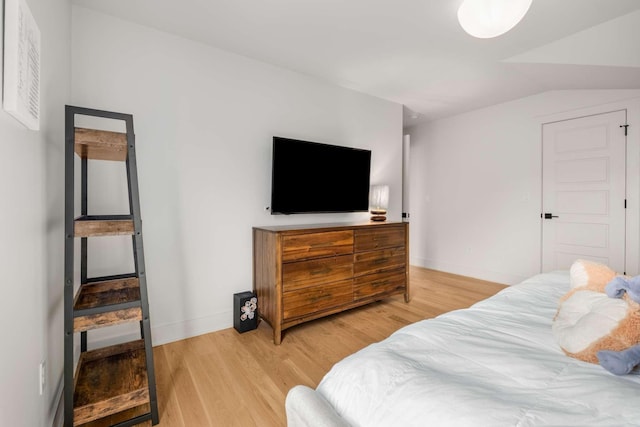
[64,106,158,427]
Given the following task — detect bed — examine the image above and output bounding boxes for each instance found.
[285,271,640,426]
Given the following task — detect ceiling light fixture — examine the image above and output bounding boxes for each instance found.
[457,0,532,39]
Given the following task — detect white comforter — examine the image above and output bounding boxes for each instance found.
[316,272,640,426]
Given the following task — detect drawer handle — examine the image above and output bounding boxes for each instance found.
[310,267,332,276]
[310,293,332,303]
[310,242,333,248]
[372,280,389,287]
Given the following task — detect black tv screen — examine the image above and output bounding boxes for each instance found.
[271,137,371,214]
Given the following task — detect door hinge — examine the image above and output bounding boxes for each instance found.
[625,199,627,209]
[620,124,629,136]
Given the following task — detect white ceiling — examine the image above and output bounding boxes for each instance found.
[71,0,640,125]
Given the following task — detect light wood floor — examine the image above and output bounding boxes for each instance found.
[85,267,506,427]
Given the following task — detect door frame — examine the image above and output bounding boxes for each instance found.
[538,97,640,275]
[402,134,410,222]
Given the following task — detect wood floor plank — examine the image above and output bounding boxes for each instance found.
[205,330,283,426]
[162,340,213,426]
[110,267,506,426]
[154,346,185,427]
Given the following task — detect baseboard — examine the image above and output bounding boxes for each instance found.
[410,257,528,285]
[50,376,64,427]
[151,310,233,346]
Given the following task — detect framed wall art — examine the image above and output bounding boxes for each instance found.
[3,0,41,130]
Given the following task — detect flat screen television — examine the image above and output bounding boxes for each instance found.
[270,137,371,214]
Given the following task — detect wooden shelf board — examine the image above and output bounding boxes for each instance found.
[76,404,151,427]
[75,128,128,161]
[74,277,141,310]
[74,216,134,237]
[74,340,150,426]
[74,307,142,332]
[73,276,142,331]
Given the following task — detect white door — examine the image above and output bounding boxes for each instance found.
[542,110,627,273]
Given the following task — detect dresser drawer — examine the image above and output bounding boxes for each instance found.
[354,248,406,277]
[354,226,405,252]
[354,269,406,300]
[283,255,353,292]
[283,279,353,320]
[282,230,354,262]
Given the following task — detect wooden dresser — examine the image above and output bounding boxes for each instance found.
[253,221,409,344]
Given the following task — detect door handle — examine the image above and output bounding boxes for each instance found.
[543,213,559,219]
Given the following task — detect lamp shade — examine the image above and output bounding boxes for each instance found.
[457,0,532,39]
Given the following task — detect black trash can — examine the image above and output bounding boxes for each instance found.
[233,291,258,333]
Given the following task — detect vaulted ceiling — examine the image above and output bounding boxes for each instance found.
[72,0,640,124]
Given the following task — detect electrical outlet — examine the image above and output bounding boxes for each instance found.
[39,361,46,395]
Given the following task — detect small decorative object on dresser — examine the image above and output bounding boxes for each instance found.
[369,185,389,221]
[253,221,409,344]
[234,291,259,333]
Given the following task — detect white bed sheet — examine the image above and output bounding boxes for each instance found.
[316,272,640,426]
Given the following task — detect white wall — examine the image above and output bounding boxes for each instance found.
[408,90,640,285]
[70,6,403,346]
[0,1,70,426]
